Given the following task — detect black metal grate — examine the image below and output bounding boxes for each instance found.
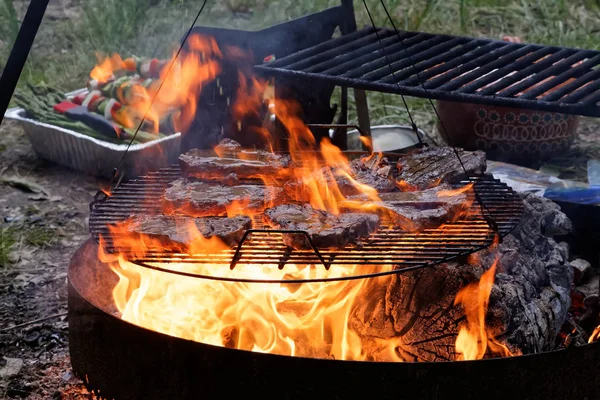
[89,165,523,283]
[255,27,600,117]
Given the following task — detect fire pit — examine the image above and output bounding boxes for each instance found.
[68,205,600,399]
[68,97,599,398]
[61,1,600,398]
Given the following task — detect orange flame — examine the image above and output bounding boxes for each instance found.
[590,326,600,343]
[101,220,398,360]
[437,182,474,197]
[269,99,383,215]
[359,135,373,152]
[395,179,418,192]
[454,258,516,360]
[90,53,126,83]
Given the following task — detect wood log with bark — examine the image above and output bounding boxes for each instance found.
[351,194,574,361]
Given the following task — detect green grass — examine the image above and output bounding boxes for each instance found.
[0,226,16,267]
[24,226,55,247]
[0,224,57,268]
[1,0,599,131]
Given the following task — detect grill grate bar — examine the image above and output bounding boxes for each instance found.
[561,77,600,104]
[422,43,521,90]
[518,55,600,100]
[496,51,597,98]
[583,89,600,106]
[475,49,583,96]
[287,30,397,72]
[402,41,507,86]
[255,27,600,117]
[304,30,413,74]
[322,32,422,76]
[540,67,600,102]
[381,39,485,84]
[266,27,377,68]
[449,46,552,93]
[360,37,466,82]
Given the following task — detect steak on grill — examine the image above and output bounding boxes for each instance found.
[179,139,292,182]
[126,214,252,251]
[284,155,395,201]
[341,155,396,194]
[163,178,282,216]
[395,147,486,190]
[346,185,469,230]
[263,204,381,250]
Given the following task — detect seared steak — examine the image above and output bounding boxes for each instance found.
[340,155,396,194]
[396,147,486,189]
[284,155,395,201]
[179,139,292,181]
[263,204,381,250]
[126,214,252,251]
[346,185,469,230]
[163,178,282,216]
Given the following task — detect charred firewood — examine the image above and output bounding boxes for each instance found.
[351,194,573,361]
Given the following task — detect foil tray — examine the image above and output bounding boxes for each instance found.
[3,89,181,179]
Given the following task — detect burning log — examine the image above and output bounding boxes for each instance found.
[351,194,573,361]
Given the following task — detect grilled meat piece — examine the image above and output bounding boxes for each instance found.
[263,204,380,250]
[396,147,486,189]
[179,139,292,182]
[346,185,469,230]
[340,155,396,194]
[284,155,395,201]
[126,214,252,251]
[163,178,282,216]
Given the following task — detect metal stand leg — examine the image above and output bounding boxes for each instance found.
[354,89,371,137]
[0,0,50,126]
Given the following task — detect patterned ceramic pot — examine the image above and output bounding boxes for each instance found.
[435,101,579,165]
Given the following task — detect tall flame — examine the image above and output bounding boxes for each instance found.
[590,325,600,343]
[454,257,516,360]
[100,220,399,360]
[90,53,127,83]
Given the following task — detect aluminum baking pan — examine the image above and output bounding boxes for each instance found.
[3,89,181,179]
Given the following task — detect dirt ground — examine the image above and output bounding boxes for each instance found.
[0,119,98,399]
